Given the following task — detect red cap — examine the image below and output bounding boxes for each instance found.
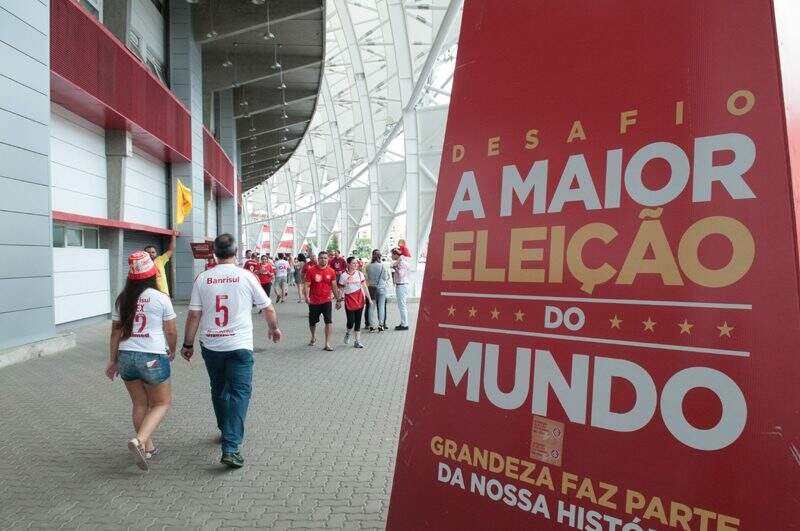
[128,251,157,280]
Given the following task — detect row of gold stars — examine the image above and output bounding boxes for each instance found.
[445,305,735,338]
[610,314,734,337]
[446,305,525,321]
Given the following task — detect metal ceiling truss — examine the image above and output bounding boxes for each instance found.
[241,0,462,284]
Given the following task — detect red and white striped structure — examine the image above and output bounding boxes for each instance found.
[277,223,294,254]
[256,224,271,254]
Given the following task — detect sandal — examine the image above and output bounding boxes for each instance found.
[322,346,334,351]
[308,339,316,346]
[127,438,149,471]
[145,447,159,459]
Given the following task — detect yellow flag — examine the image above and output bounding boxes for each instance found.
[176,179,192,225]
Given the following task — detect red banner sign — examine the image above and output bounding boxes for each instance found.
[388,2,800,529]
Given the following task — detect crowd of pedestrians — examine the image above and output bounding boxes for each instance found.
[105,233,415,473]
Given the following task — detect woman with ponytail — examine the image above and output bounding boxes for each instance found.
[105,251,177,471]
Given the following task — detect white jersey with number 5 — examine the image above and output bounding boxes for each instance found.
[189,263,271,351]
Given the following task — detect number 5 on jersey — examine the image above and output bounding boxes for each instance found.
[215,294,229,327]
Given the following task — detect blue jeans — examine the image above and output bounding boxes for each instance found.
[369,286,387,326]
[201,346,254,454]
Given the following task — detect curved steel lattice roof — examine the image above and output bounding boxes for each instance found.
[242,0,463,260]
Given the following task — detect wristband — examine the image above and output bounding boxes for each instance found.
[183,343,194,349]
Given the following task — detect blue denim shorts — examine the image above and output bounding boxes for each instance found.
[118,351,171,385]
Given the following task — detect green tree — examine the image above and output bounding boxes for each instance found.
[326,233,339,252]
[351,236,372,259]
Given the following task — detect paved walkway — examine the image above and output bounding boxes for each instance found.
[0,298,416,530]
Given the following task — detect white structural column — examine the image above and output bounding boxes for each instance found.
[320,78,350,253]
[262,179,275,252]
[169,1,206,299]
[386,0,420,293]
[333,0,380,250]
[104,130,133,309]
[218,89,239,238]
[0,0,55,349]
[306,146,326,251]
[295,211,314,253]
[416,104,449,255]
[319,202,340,251]
[285,167,298,252]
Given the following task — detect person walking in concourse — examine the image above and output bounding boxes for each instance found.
[366,250,390,331]
[294,253,306,302]
[304,251,342,351]
[391,247,410,330]
[106,251,177,471]
[181,234,282,469]
[339,256,372,348]
[258,254,274,300]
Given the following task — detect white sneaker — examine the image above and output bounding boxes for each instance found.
[343,332,351,344]
[354,340,364,349]
[128,438,149,471]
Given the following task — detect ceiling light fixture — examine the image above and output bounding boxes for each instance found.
[281,110,288,119]
[251,0,265,4]
[222,47,233,68]
[277,68,286,89]
[249,116,256,133]
[271,44,282,70]
[205,0,218,38]
[263,2,276,40]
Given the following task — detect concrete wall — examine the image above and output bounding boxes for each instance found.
[169,1,206,299]
[126,147,168,228]
[53,248,110,324]
[50,104,108,218]
[217,89,239,238]
[206,183,218,239]
[0,0,55,350]
[130,0,164,64]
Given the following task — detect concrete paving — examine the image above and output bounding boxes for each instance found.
[0,298,416,530]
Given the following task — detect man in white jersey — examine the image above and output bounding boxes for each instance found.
[181,234,282,469]
[274,253,290,303]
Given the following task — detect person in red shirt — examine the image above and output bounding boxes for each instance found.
[304,251,342,351]
[258,255,274,298]
[398,239,412,258]
[329,250,347,279]
[243,252,260,276]
[300,253,317,301]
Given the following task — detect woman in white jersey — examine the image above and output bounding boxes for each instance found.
[105,251,178,471]
[338,256,372,348]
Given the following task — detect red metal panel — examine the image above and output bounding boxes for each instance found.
[203,127,236,198]
[52,211,177,236]
[50,0,191,162]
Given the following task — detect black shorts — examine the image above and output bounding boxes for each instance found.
[308,302,333,325]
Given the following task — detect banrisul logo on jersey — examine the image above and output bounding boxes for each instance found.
[387,1,800,529]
